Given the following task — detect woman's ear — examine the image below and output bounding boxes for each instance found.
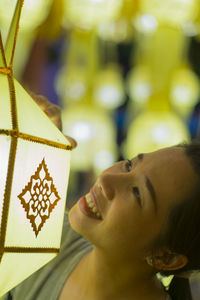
[146,249,188,272]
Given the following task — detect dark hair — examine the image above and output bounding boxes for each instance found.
[153,140,200,300]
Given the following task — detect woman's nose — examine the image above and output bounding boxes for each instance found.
[98,171,126,201]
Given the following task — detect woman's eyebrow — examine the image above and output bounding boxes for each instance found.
[137,153,158,214]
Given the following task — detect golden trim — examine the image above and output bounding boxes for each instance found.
[0,246,59,263]
[5,247,59,254]
[0,67,12,75]
[0,129,73,150]
[7,74,18,130]
[0,33,7,68]
[0,137,18,254]
[8,0,24,68]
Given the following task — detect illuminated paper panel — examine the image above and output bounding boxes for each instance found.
[0,74,12,130]
[5,139,71,248]
[14,79,69,144]
[0,136,11,227]
[0,253,56,296]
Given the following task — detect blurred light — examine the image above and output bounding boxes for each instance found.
[134,14,158,34]
[71,121,94,141]
[62,104,117,172]
[124,110,189,158]
[55,67,88,105]
[170,67,200,118]
[97,19,130,42]
[93,150,115,172]
[93,65,124,110]
[140,0,198,26]
[63,0,122,30]
[0,0,54,32]
[127,65,152,111]
[182,21,198,36]
[152,125,170,143]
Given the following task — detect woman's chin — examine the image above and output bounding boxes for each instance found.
[68,202,82,232]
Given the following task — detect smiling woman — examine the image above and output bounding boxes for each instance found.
[2,96,200,300]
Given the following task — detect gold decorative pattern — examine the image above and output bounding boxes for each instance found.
[18,159,61,237]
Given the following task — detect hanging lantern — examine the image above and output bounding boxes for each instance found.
[0,0,54,32]
[55,65,88,105]
[63,0,122,30]
[97,0,139,42]
[170,65,200,118]
[126,64,153,113]
[140,0,199,27]
[124,110,189,158]
[62,103,117,173]
[0,1,73,296]
[56,29,99,107]
[93,64,125,110]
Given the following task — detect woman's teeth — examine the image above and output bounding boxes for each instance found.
[86,193,101,218]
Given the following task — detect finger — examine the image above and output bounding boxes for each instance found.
[29,93,49,109]
[45,104,61,118]
[65,135,77,149]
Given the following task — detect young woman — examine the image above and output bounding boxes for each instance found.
[2,95,200,300]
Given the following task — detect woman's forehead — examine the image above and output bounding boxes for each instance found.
[139,147,197,206]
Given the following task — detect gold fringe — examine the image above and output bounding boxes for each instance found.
[0,129,73,150]
[5,247,59,254]
[7,74,18,130]
[0,67,12,75]
[0,137,18,252]
[0,33,7,68]
[9,0,24,68]
[0,246,59,263]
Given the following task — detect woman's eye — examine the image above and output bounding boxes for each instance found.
[132,187,142,207]
[125,159,132,172]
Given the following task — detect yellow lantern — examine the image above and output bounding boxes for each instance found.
[0,0,54,32]
[140,0,199,27]
[63,0,122,30]
[62,103,117,173]
[170,65,200,118]
[126,64,153,113]
[97,0,139,42]
[93,64,125,110]
[55,65,88,105]
[0,1,72,296]
[124,110,189,158]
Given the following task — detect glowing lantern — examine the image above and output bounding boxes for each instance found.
[140,0,199,27]
[93,64,125,110]
[63,0,122,30]
[124,110,189,158]
[0,0,54,32]
[55,66,88,105]
[97,0,139,42]
[170,66,200,118]
[0,1,72,296]
[56,29,98,106]
[133,13,158,35]
[62,104,117,173]
[97,19,132,43]
[126,64,153,113]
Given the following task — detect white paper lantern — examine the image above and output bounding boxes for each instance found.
[0,1,72,296]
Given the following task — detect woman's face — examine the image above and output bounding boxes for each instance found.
[69,146,196,260]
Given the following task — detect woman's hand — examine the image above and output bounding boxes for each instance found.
[29,92,77,149]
